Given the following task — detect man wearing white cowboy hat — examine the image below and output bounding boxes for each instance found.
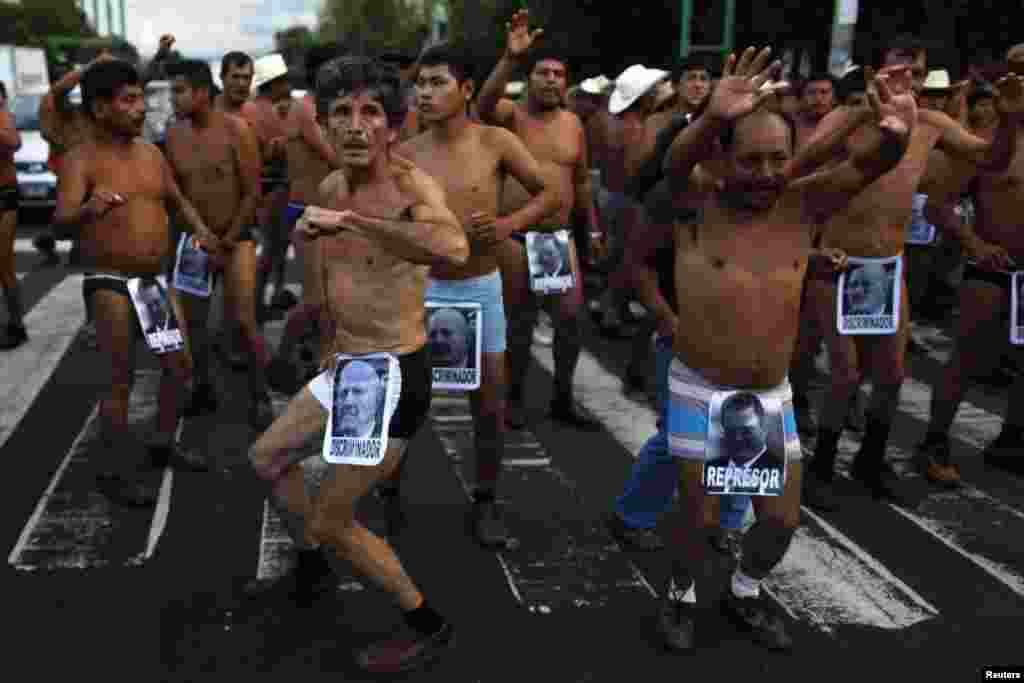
[595,64,670,336]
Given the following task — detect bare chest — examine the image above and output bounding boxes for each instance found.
[515,116,580,167]
[170,129,237,185]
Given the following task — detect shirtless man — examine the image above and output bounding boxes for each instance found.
[214,51,254,117]
[658,47,912,652]
[798,40,1024,510]
[0,80,23,349]
[245,54,297,315]
[397,43,560,547]
[247,56,466,674]
[164,59,275,430]
[477,10,606,431]
[53,60,216,505]
[917,45,1024,481]
[788,73,837,438]
[266,45,341,393]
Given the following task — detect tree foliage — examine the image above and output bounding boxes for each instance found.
[0,0,96,47]
[317,0,428,56]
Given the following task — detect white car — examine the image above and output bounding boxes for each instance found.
[10,92,57,209]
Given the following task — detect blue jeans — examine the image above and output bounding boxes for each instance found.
[614,335,751,530]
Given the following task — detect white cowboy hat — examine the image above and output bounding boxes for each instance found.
[580,75,612,95]
[251,53,290,92]
[609,64,669,115]
[922,69,952,92]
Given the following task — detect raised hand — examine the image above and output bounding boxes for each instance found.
[706,46,785,121]
[866,65,916,140]
[994,73,1024,116]
[158,34,176,54]
[505,9,544,60]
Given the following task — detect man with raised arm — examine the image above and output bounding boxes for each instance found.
[53,60,217,506]
[476,9,606,431]
[658,47,912,652]
[397,43,561,547]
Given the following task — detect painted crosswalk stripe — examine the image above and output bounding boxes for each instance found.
[429,394,658,612]
[830,374,1024,600]
[0,274,85,451]
[532,343,941,633]
[8,370,174,570]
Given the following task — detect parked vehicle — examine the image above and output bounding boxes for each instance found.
[11,92,57,210]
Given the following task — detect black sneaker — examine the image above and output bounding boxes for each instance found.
[95,472,158,507]
[184,383,218,418]
[983,429,1024,475]
[356,621,456,674]
[656,576,696,652]
[471,499,511,549]
[0,323,28,351]
[604,511,664,551]
[722,590,793,651]
[242,547,337,607]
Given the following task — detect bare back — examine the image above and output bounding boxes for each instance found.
[499,104,581,227]
[71,140,171,275]
[166,113,244,235]
[821,120,943,257]
[284,96,333,205]
[398,124,506,279]
[973,128,1024,259]
[674,192,812,388]
[318,164,431,355]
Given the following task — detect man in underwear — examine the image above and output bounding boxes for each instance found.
[53,59,217,506]
[247,56,466,673]
[266,45,342,394]
[397,43,560,547]
[798,39,1024,510]
[246,54,297,317]
[477,9,606,431]
[0,80,24,349]
[916,44,1024,481]
[164,59,275,431]
[657,47,912,652]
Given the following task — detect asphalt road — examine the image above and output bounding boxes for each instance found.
[3,223,1024,682]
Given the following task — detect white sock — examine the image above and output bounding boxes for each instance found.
[668,577,697,604]
[731,567,761,599]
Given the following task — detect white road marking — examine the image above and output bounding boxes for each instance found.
[8,370,173,570]
[429,394,658,609]
[830,373,1024,600]
[0,275,85,451]
[531,343,941,633]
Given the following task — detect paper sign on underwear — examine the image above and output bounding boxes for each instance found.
[905,194,936,246]
[1012,271,1024,346]
[127,275,185,355]
[425,301,482,391]
[837,255,903,335]
[526,229,575,295]
[322,353,402,467]
[702,390,789,497]
[172,233,213,298]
